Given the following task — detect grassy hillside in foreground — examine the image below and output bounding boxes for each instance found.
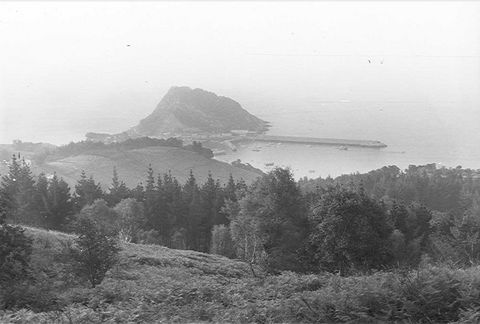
[1,146,261,189]
[4,227,480,323]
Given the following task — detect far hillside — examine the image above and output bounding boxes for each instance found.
[0,137,262,188]
[41,146,261,189]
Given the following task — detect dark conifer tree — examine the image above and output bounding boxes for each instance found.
[106,167,130,206]
[162,172,175,232]
[73,171,104,211]
[165,172,186,242]
[131,183,145,202]
[0,155,37,224]
[198,172,217,251]
[224,174,237,202]
[1,155,21,203]
[183,170,203,250]
[183,170,197,201]
[389,202,409,235]
[144,165,159,230]
[215,178,227,224]
[235,178,248,199]
[47,174,73,230]
[187,188,203,251]
[34,173,50,226]
[252,168,308,272]
[155,173,173,245]
[17,158,37,224]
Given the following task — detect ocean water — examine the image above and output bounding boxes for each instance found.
[215,102,480,179]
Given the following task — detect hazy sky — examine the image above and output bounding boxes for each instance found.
[1,1,479,144]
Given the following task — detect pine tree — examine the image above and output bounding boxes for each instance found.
[34,173,50,227]
[235,178,248,199]
[144,165,159,230]
[224,174,237,202]
[155,173,171,245]
[106,167,130,206]
[166,173,186,245]
[183,170,197,201]
[17,158,37,225]
[198,172,217,252]
[389,201,409,235]
[215,178,227,224]
[238,168,308,272]
[187,189,203,251]
[73,171,104,211]
[183,170,203,250]
[47,174,73,230]
[131,183,145,202]
[1,155,21,207]
[0,155,37,225]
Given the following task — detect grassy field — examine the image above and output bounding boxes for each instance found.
[3,227,480,323]
[0,146,261,189]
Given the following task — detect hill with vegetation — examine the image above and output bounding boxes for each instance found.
[40,146,260,189]
[131,86,269,136]
[0,138,262,189]
[3,158,480,322]
[3,226,480,323]
[0,141,55,164]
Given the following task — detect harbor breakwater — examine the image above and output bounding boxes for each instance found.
[241,135,387,148]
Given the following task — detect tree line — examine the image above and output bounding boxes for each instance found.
[3,154,480,275]
[33,136,213,164]
[1,154,243,252]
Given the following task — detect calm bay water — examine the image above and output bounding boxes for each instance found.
[216,102,480,179]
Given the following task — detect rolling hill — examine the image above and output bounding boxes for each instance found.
[0,226,261,323]
[4,226,480,323]
[0,145,262,189]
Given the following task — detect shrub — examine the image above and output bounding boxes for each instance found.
[113,198,145,243]
[210,224,235,258]
[137,229,163,245]
[70,216,120,288]
[0,222,33,309]
[74,199,118,235]
[171,228,187,249]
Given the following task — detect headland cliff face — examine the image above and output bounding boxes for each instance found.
[131,86,268,136]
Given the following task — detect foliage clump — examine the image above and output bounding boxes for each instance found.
[210,224,235,258]
[70,215,120,288]
[0,220,33,309]
[307,186,392,274]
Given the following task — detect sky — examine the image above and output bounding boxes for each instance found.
[0,1,479,145]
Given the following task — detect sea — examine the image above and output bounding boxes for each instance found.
[3,98,480,180]
[215,102,480,179]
